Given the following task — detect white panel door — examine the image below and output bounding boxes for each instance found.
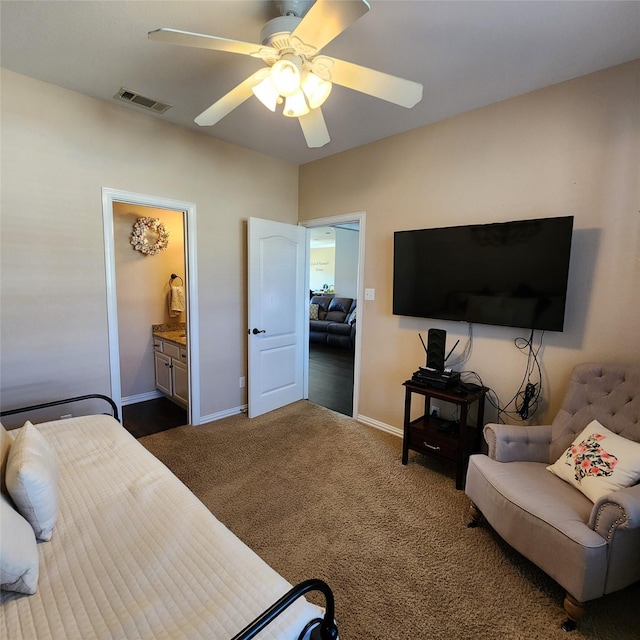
[248,217,306,418]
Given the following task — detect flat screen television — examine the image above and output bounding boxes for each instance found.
[393,216,573,331]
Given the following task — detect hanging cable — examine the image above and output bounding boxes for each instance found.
[498,329,544,422]
[459,368,502,422]
[458,329,544,424]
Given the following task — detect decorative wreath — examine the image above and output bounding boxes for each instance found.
[130,217,170,256]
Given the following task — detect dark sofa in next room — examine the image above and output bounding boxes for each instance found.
[309,295,356,349]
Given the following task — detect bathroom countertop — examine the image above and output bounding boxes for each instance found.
[152,323,187,347]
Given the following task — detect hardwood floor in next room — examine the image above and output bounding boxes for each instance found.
[124,343,353,436]
[122,397,188,438]
[308,342,354,417]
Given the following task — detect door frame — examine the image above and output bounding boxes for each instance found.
[299,212,365,418]
[101,187,201,425]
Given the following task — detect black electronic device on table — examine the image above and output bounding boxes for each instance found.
[411,367,461,390]
[426,328,447,370]
[418,329,459,370]
[415,329,460,389]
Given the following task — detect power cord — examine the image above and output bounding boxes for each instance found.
[518,382,537,419]
[501,329,544,422]
[459,369,501,422]
[459,329,544,423]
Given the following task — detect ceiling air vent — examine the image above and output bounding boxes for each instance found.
[114,87,172,114]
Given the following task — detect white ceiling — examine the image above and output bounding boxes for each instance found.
[2,1,639,166]
[310,226,336,248]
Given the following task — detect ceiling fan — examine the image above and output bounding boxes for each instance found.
[149,0,423,148]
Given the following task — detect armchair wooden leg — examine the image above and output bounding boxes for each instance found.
[561,593,585,631]
[467,501,482,528]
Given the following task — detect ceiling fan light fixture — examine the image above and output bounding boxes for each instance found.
[301,71,332,109]
[251,76,279,112]
[151,0,420,149]
[270,59,301,97]
[283,89,310,118]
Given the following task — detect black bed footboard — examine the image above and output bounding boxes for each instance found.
[0,394,119,422]
[230,578,338,640]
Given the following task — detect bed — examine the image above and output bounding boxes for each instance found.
[0,397,337,640]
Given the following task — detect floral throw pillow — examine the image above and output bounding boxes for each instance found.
[547,419,640,502]
[309,303,319,320]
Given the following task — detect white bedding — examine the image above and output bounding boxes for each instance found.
[1,415,323,639]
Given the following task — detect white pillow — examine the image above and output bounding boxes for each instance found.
[5,421,59,541]
[547,419,640,502]
[1,422,13,495]
[309,303,319,320]
[0,494,39,594]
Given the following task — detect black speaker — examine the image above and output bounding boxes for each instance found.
[427,329,447,371]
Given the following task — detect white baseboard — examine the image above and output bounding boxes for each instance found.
[198,404,247,425]
[121,390,163,406]
[196,405,400,436]
[357,414,402,438]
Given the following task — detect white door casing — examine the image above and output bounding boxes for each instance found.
[102,187,200,425]
[248,217,307,418]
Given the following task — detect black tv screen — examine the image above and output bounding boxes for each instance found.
[393,216,573,331]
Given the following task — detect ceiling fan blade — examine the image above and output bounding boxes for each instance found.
[292,0,370,53]
[195,71,266,127]
[327,57,423,108]
[299,108,331,148]
[148,28,276,59]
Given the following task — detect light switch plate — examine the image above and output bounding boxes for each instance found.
[364,288,375,300]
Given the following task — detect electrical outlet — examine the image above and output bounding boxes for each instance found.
[239,376,246,388]
[430,405,440,418]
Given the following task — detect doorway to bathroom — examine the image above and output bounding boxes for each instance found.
[114,203,187,436]
[102,188,200,434]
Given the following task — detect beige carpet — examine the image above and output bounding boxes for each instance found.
[140,401,639,640]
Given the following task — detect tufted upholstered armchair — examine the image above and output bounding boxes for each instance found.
[465,362,640,630]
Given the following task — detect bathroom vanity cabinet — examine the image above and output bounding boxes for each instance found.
[153,336,188,408]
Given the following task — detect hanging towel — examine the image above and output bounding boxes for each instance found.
[169,285,185,317]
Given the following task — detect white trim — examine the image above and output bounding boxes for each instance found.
[357,414,402,438]
[199,405,247,425]
[299,212,366,419]
[121,391,164,406]
[101,188,201,426]
[303,241,311,399]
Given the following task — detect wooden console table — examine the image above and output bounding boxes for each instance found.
[402,381,486,489]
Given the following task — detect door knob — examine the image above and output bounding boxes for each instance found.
[252,328,266,335]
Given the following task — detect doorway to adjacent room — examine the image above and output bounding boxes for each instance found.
[302,214,364,418]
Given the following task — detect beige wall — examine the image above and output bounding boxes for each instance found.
[2,61,638,430]
[334,227,359,299]
[309,228,359,297]
[310,246,335,292]
[299,61,640,430]
[114,203,185,400]
[0,69,298,421]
